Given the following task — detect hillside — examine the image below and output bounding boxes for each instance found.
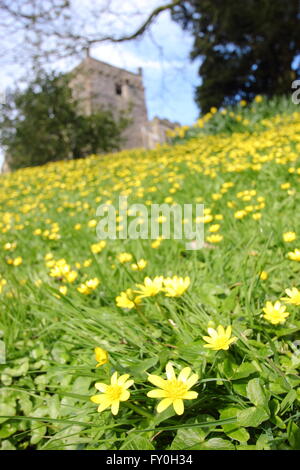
[0,98,300,450]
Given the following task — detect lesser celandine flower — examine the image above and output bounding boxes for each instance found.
[94,347,108,367]
[163,276,190,297]
[262,301,290,325]
[283,232,297,243]
[91,241,106,254]
[147,363,198,415]
[288,249,300,262]
[203,325,237,351]
[90,371,134,415]
[131,259,147,271]
[134,276,164,300]
[260,271,268,280]
[116,288,141,309]
[7,256,23,266]
[117,252,133,263]
[206,234,223,243]
[77,278,100,294]
[281,287,300,306]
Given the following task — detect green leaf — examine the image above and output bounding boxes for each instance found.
[287,421,300,450]
[72,376,92,395]
[18,396,33,415]
[130,357,159,378]
[220,407,250,442]
[232,362,257,380]
[30,424,47,445]
[170,428,206,450]
[237,406,269,427]
[193,438,235,450]
[0,403,16,424]
[120,433,154,450]
[2,358,29,377]
[280,389,297,414]
[0,421,18,438]
[246,378,269,409]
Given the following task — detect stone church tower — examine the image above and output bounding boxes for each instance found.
[69,56,149,149]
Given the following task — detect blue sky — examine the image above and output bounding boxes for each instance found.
[0,2,202,166]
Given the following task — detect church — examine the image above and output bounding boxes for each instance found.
[69,55,178,150]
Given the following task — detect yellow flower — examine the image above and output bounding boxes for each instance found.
[252,213,262,220]
[260,271,268,280]
[91,241,106,254]
[59,285,68,296]
[262,301,290,325]
[94,347,108,367]
[283,232,296,243]
[64,270,78,283]
[208,224,220,233]
[3,242,17,251]
[88,219,97,228]
[288,249,300,261]
[116,288,141,309]
[77,278,100,294]
[131,259,147,271]
[134,276,164,300]
[255,95,263,103]
[0,278,7,293]
[147,363,198,415]
[281,287,300,306]
[206,234,223,243]
[117,252,133,263]
[163,276,190,297]
[203,325,237,351]
[7,256,23,266]
[234,210,247,219]
[151,238,162,248]
[90,371,133,415]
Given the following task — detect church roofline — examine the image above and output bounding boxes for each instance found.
[75,56,142,79]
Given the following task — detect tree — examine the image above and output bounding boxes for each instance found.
[172,0,300,112]
[0,1,299,115]
[0,72,129,170]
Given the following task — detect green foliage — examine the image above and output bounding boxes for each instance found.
[173,0,300,112]
[0,72,129,170]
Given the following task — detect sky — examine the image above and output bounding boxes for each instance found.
[0,1,202,166]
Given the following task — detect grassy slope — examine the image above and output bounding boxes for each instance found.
[0,98,300,450]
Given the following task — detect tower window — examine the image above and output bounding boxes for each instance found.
[115,83,122,95]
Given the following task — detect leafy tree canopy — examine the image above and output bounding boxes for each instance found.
[0,72,129,170]
[172,0,300,113]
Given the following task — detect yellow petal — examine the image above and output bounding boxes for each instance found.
[123,379,134,389]
[90,394,106,404]
[207,327,218,338]
[225,325,232,337]
[217,325,225,336]
[117,374,130,385]
[111,371,118,385]
[157,398,173,413]
[166,362,175,380]
[120,390,130,401]
[173,399,184,415]
[97,400,111,412]
[178,367,191,382]
[95,382,108,392]
[111,401,120,415]
[186,373,199,389]
[203,336,214,343]
[183,391,198,400]
[148,374,168,389]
